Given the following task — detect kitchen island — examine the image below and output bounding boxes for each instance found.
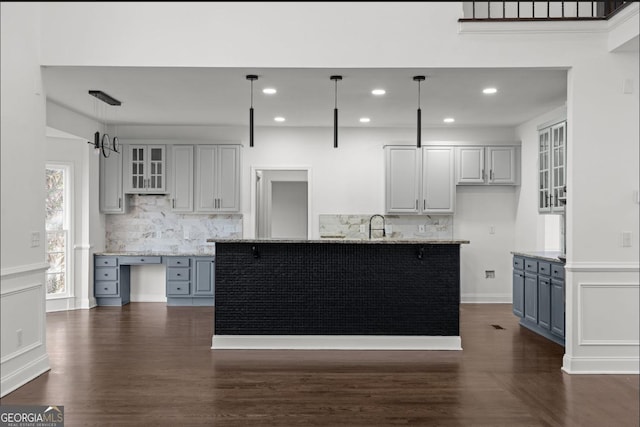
[210,239,469,350]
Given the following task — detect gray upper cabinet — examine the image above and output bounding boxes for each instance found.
[385,146,420,213]
[99,150,125,214]
[385,146,454,214]
[422,147,455,214]
[538,121,566,213]
[170,145,194,212]
[195,145,240,213]
[455,146,519,185]
[124,144,167,193]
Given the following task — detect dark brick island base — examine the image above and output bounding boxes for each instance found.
[212,239,469,350]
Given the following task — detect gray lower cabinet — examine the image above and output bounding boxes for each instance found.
[94,256,130,306]
[512,254,565,346]
[166,256,215,306]
[94,255,214,307]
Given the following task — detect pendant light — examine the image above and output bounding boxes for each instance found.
[413,76,425,148]
[330,75,342,148]
[246,75,258,147]
[87,90,122,158]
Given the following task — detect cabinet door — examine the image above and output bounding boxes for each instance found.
[126,145,147,192]
[170,145,193,212]
[146,145,166,192]
[193,257,215,297]
[422,147,454,213]
[512,270,524,318]
[487,146,517,185]
[538,277,551,330]
[195,145,218,212]
[385,147,420,213]
[551,278,565,337]
[217,145,240,212]
[455,147,485,184]
[99,150,125,213]
[550,122,566,213]
[538,128,551,212]
[524,273,538,323]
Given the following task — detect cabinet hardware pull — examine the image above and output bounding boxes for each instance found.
[423,199,426,210]
[177,273,181,276]
[482,169,485,180]
[172,199,175,208]
[118,198,122,208]
[415,200,418,210]
[490,170,494,181]
[140,258,145,262]
[104,273,108,276]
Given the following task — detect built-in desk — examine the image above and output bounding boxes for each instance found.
[94,253,215,307]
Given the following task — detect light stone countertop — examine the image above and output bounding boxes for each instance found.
[511,251,565,263]
[207,238,470,244]
[95,252,215,257]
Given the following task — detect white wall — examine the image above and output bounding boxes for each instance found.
[0,3,50,397]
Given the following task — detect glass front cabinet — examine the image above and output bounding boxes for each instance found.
[538,121,566,213]
[124,145,167,194]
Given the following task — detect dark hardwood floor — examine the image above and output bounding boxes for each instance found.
[1,303,638,426]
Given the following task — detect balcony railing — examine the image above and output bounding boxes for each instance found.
[460,1,631,21]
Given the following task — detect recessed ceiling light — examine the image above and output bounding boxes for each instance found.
[443,117,455,123]
[263,88,277,95]
[359,117,371,123]
[371,89,386,96]
[274,117,285,122]
[483,87,498,94]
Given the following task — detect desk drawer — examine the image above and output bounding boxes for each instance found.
[96,267,118,281]
[166,257,191,267]
[167,282,190,295]
[524,259,538,273]
[167,267,190,281]
[118,256,162,265]
[95,281,118,296]
[96,257,117,267]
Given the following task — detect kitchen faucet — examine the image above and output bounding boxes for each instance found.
[369,214,386,239]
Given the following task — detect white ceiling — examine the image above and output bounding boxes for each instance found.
[43,66,567,129]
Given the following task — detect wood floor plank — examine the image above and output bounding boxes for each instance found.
[1,303,637,426]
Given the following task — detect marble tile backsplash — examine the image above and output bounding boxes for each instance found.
[105,195,242,254]
[319,214,453,240]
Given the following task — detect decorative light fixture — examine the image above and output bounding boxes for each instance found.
[359,117,371,123]
[371,89,386,96]
[331,75,342,148]
[246,75,258,147]
[413,76,425,148]
[274,117,286,122]
[443,117,455,123]
[87,90,122,158]
[263,88,277,95]
[483,87,498,94]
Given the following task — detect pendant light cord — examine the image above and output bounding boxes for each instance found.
[334,79,338,109]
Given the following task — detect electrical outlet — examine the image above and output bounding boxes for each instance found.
[385,225,393,234]
[622,231,632,247]
[183,226,190,240]
[360,224,366,233]
[489,226,495,235]
[418,224,425,233]
[17,329,23,347]
[485,270,495,279]
[30,231,40,247]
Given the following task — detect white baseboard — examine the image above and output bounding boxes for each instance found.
[211,335,462,350]
[0,353,50,398]
[562,355,640,374]
[130,294,167,303]
[461,293,511,304]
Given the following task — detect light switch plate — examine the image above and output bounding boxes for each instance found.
[622,231,632,247]
[30,231,40,247]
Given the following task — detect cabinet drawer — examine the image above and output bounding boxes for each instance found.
[524,259,538,273]
[118,256,162,265]
[167,282,190,295]
[167,267,190,281]
[538,262,551,276]
[513,257,524,270]
[166,257,191,267]
[95,281,118,296]
[96,257,117,267]
[551,264,565,279]
[96,267,118,281]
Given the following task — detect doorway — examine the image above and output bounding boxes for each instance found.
[254,169,309,239]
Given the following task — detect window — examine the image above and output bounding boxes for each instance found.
[45,164,72,298]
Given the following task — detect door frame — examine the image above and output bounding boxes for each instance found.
[249,166,312,239]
